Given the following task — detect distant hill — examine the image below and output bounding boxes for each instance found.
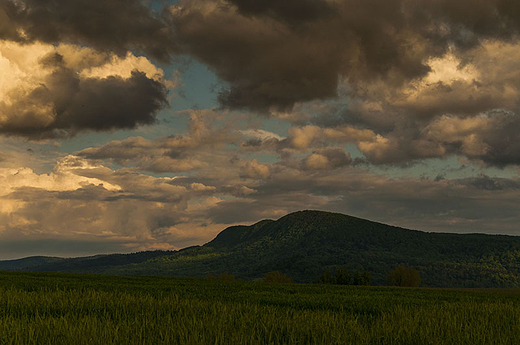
[2,210,520,287]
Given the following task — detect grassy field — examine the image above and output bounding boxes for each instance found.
[0,272,518,344]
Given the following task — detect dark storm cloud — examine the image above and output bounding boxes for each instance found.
[422,0,520,44]
[4,0,520,114]
[52,71,167,132]
[167,0,520,113]
[1,59,168,139]
[0,0,176,61]
[226,0,334,26]
[468,114,520,167]
[0,0,20,41]
[171,0,409,111]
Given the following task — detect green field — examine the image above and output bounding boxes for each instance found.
[0,272,519,344]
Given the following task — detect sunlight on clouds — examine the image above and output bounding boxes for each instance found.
[0,199,23,214]
[304,153,331,170]
[0,152,237,250]
[240,129,284,141]
[0,42,53,106]
[388,51,482,111]
[0,156,120,197]
[80,52,169,84]
[0,156,120,225]
[425,115,490,141]
[424,52,479,85]
[1,44,72,105]
[288,126,322,150]
[0,41,170,137]
[425,115,491,156]
[357,135,391,161]
[190,183,217,192]
[0,41,169,95]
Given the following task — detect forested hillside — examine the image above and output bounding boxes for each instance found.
[2,211,520,287]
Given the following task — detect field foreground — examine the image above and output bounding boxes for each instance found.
[0,272,519,344]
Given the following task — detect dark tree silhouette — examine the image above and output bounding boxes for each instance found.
[263,271,293,283]
[334,267,350,285]
[360,271,371,286]
[316,269,334,284]
[387,266,421,287]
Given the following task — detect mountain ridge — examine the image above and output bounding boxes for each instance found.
[2,210,520,288]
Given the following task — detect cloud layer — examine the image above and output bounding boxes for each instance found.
[2,150,519,258]
[0,0,176,61]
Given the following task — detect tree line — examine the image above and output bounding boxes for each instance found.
[316,267,371,286]
[207,265,421,287]
[315,265,421,287]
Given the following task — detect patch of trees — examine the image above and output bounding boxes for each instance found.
[386,265,421,287]
[316,267,371,286]
[262,271,294,283]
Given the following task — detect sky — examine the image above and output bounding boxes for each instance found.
[1,0,520,259]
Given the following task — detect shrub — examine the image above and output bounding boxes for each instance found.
[262,271,294,283]
[334,267,350,285]
[352,270,361,285]
[387,266,421,287]
[360,271,371,286]
[316,269,334,284]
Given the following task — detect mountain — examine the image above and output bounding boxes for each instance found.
[0,251,172,274]
[2,210,520,287]
[0,256,64,270]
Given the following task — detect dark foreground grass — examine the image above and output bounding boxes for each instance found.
[0,272,519,344]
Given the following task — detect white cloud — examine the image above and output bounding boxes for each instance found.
[0,155,120,197]
[240,129,284,141]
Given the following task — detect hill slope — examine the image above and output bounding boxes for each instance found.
[2,210,520,287]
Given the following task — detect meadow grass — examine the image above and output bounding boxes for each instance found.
[0,271,518,344]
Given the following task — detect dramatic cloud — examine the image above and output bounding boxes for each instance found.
[0,42,169,138]
[226,0,334,25]
[165,0,520,168]
[170,0,343,111]
[169,0,520,111]
[0,155,229,253]
[3,0,520,258]
[0,0,176,61]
